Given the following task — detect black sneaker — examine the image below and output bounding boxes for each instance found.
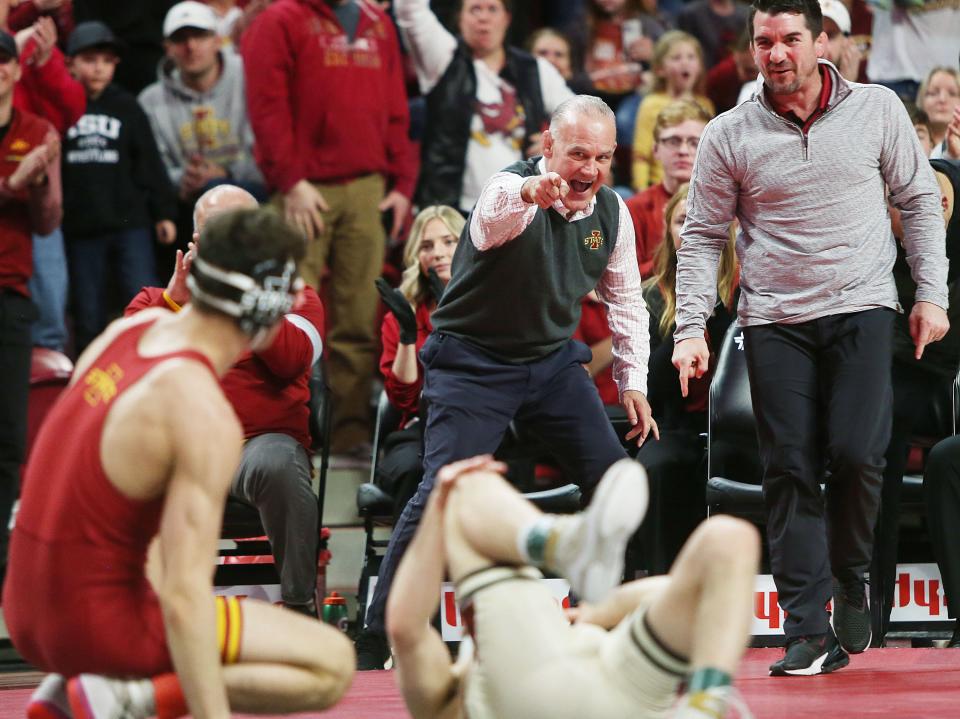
[355,628,391,670]
[832,578,871,653]
[769,631,849,676]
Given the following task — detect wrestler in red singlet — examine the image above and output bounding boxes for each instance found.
[2,317,240,677]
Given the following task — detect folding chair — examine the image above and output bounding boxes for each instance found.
[216,359,333,601]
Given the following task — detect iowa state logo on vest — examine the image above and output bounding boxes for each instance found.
[83,362,124,407]
[583,231,604,250]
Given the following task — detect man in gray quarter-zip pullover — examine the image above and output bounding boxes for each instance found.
[672,0,948,677]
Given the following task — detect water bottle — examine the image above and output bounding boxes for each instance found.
[322,591,349,632]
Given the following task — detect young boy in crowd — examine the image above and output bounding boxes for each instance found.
[62,21,178,352]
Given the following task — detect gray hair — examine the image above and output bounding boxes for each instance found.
[549,95,615,138]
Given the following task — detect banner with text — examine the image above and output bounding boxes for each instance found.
[752,563,949,635]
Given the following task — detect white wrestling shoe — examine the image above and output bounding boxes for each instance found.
[67,675,153,719]
[550,458,649,603]
[27,674,71,719]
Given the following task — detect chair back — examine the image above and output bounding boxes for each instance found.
[309,358,333,524]
[26,348,73,462]
[707,325,761,483]
[369,390,402,484]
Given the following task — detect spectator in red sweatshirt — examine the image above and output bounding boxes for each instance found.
[0,27,62,582]
[12,16,85,132]
[242,0,418,457]
[9,15,84,353]
[7,0,75,51]
[126,184,326,616]
[626,99,709,277]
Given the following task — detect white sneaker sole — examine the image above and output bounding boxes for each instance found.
[68,676,138,719]
[564,458,649,602]
[27,674,70,719]
[781,650,829,676]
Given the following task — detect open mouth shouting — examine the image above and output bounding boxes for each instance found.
[569,179,594,194]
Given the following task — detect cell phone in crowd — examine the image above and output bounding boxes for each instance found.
[621,19,643,50]
[382,207,395,242]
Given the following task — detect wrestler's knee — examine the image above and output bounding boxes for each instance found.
[693,515,761,567]
[305,630,355,708]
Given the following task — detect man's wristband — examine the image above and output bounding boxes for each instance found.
[162,290,183,312]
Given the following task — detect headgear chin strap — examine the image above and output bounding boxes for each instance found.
[187,254,299,343]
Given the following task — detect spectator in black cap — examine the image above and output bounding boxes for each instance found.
[0,26,63,585]
[61,20,177,352]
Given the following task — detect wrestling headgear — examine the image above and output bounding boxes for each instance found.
[187,253,300,343]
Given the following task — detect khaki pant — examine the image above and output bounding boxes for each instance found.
[280,174,386,453]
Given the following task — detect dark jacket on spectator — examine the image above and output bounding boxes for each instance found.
[62,84,176,238]
[893,159,960,379]
[419,42,546,209]
[241,0,417,196]
[645,283,736,430]
[72,0,175,95]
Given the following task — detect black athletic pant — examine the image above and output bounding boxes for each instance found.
[0,292,36,576]
[743,309,894,638]
[875,360,945,635]
[364,335,628,636]
[922,436,960,620]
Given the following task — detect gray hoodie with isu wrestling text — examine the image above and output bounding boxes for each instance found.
[674,60,947,341]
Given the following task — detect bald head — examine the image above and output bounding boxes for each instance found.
[193,185,259,233]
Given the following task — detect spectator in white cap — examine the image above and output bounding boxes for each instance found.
[818,0,860,81]
[138,0,264,270]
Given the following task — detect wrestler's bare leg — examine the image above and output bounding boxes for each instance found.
[645,515,760,675]
[222,600,355,712]
[443,459,648,602]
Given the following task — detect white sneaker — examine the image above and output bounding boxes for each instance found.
[673,686,754,719]
[27,674,71,719]
[551,458,649,602]
[67,675,153,719]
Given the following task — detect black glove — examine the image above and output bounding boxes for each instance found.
[376,278,417,345]
[426,267,445,304]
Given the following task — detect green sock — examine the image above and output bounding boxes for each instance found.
[687,667,732,693]
[517,516,556,567]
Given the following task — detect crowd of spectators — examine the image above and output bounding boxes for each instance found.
[1,0,959,644]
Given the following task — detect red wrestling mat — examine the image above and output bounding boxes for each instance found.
[0,649,957,718]
[737,648,960,717]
